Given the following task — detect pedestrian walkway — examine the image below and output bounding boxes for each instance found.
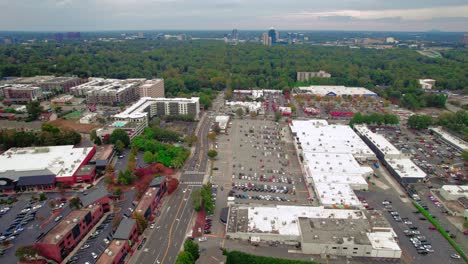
[182,181,203,185]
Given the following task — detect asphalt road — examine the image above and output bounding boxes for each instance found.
[130,111,212,264]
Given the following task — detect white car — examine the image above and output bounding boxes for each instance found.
[198,236,207,242]
[450,254,461,259]
[150,223,156,229]
[91,252,98,259]
[103,238,110,244]
[54,215,63,222]
[129,207,134,213]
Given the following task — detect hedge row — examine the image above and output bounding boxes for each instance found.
[224,250,316,264]
[413,202,468,262]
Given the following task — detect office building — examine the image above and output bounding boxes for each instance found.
[139,79,165,98]
[262,33,271,46]
[297,71,332,82]
[419,79,436,90]
[429,127,468,152]
[70,78,144,105]
[268,27,277,44]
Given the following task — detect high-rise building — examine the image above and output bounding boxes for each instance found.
[461,34,468,45]
[268,27,277,44]
[231,29,239,40]
[139,79,164,98]
[67,32,81,39]
[262,33,271,46]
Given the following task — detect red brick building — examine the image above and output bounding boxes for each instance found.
[35,204,105,262]
[134,187,162,220]
[96,218,138,264]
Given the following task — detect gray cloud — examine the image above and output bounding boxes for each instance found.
[0,0,467,31]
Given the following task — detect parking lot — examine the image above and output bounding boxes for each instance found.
[356,186,464,264]
[0,192,75,262]
[371,126,465,185]
[68,213,115,264]
[212,118,311,209]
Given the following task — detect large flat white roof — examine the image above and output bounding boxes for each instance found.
[247,205,365,236]
[114,97,200,119]
[291,120,375,158]
[0,145,93,179]
[295,85,377,96]
[386,158,426,179]
[355,125,401,157]
[367,232,401,251]
[215,116,230,130]
[430,127,468,151]
[290,120,375,207]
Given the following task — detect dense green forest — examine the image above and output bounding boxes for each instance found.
[0,41,466,97]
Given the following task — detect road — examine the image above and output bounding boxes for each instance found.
[130,110,213,264]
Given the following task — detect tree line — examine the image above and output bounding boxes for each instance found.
[0,41,466,97]
[0,123,81,149]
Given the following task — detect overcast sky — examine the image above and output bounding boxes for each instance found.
[0,0,467,32]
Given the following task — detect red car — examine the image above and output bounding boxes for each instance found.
[428,226,436,230]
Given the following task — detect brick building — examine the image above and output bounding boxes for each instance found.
[35,204,105,262]
[96,218,138,264]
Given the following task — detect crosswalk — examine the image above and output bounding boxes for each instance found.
[182,181,203,185]
[183,171,205,175]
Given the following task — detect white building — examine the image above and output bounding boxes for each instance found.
[294,85,377,97]
[297,71,331,82]
[79,113,98,124]
[114,97,200,125]
[430,127,468,152]
[225,101,263,114]
[70,78,144,105]
[215,116,230,133]
[419,79,436,90]
[355,125,426,184]
[290,120,375,208]
[139,79,164,98]
[439,185,468,201]
[227,205,401,259]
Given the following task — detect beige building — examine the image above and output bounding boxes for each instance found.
[297,71,332,82]
[139,79,164,98]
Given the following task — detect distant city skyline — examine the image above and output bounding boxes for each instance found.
[0,0,467,32]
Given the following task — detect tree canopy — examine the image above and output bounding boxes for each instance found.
[0,42,466,95]
[407,115,433,130]
[109,129,130,147]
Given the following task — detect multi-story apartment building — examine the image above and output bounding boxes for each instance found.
[114,97,200,125]
[70,78,144,105]
[7,76,85,93]
[1,84,43,103]
[297,70,332,82]
[139,79,164,98]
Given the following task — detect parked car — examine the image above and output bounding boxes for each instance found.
[54,215,63,222]
[91,252,97,259]
[198,236,207,242]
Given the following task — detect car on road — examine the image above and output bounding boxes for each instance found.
[103,238,110,244]
[198,236,207,242]
[55,215,63,222]
[150,223,155,229]
[81,244,90,250]
[428,226,436,230]
[450,254,461,259]
[91,252,97,259]
[138,238,147,250]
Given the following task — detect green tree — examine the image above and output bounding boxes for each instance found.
[15,245,39,261]
[26,101,43,121]
[132,212,148,234]
[201,184,215,215]
[183,239,200,261]
[274,111,282,122]
[109,129,130,147]
[407,115,433,129]
[462,151,468,162]
[207,149,218,159]
[235,108,244,117]
[39,193,47,201]
[175,251,194,264]
[191,189,202,212]
[69,197,82,210]
[114,140,125,154]
[143,151,157,164]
